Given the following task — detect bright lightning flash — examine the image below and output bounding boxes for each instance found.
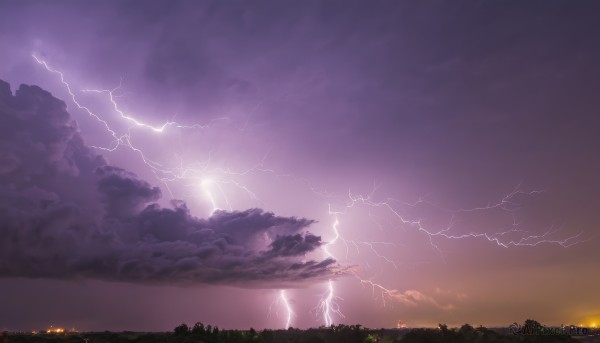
[200,179,221,214]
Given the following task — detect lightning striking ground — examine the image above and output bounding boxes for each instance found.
[317,215,345,326]
[280,290,293,329]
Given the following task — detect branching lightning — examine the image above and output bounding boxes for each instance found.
[341,184,584,253]
[316,183,586,316]
[32,53,265,202]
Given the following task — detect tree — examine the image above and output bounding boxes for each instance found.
[192,322,206,335]
[174,323,190,336]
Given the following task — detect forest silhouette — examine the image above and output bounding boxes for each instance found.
[3,319,592,343]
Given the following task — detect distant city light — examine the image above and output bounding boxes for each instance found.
[46,325,72,334]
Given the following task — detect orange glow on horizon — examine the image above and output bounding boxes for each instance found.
[46,326,66,334]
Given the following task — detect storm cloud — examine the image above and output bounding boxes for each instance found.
[0,79,346,287]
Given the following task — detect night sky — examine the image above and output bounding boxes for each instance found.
[1,0,599,332]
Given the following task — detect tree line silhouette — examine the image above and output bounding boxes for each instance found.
[1,319,590,343]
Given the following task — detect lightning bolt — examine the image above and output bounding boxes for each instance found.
[280,290,293,329]
[342,184,585,254]
[316,183,586,318]
[268,289,294,328]
[32,53,210,183]
[32,53,266,201]
[316,213,346,326]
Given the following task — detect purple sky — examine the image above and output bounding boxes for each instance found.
[1,0,599,331]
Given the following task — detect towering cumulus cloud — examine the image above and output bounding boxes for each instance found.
[0,80,345,287]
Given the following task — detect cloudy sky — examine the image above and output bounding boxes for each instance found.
[1,0,599,332]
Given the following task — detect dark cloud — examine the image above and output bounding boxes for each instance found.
[0,79,347,287]
[266,233,323,257]
[97,166,162,219]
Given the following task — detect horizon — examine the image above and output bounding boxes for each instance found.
[1,0,599,332]
[4,321,597,333]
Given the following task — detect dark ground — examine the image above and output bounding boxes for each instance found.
[3,321,599,343]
